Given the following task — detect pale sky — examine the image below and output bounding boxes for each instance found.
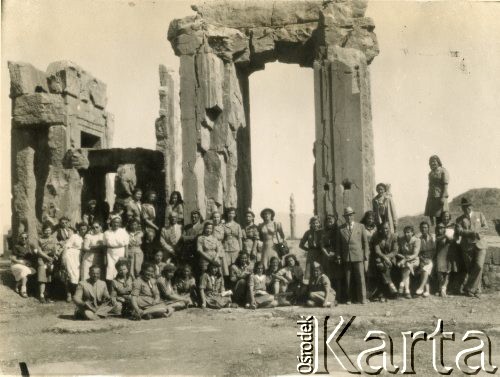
[2,0,500,236]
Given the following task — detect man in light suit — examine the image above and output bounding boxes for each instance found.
[336,207,369,304]
[455,197,488,297]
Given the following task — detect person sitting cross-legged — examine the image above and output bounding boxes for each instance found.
[73,265,119,320]
[130,263,173,320]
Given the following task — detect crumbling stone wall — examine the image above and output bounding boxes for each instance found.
[167,0,379,221]
[9,61,113,242]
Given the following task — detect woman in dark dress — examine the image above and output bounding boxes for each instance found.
[424,155,449,226]
[299,216,323,282]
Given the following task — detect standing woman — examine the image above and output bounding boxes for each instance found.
[103,216,130,283]
[424,155,450,226]
[81,221,105,281]
[167,191,184,225]
[242,210,261,261]
[211,211,225,245]
[223,207,243,273]
[63,222,88,302]
[360,211,377,243]
[142,190,159,234]
[258,208,286,269]
[127,218,144,278]
[10,233,37,298]
[197,222,225,275]
[299,216,323,281]
[372,183,398,233]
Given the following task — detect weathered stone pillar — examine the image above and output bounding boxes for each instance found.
[156,64,182,222]
[11,129,38,242]
[314,47,375,220]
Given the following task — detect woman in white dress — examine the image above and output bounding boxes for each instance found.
[81,221,105,281]
[62,222,88,302]
[103,216,130,283]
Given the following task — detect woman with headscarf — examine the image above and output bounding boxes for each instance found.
[424,155,450,226]
[258,208,286,270]
[62,222,89,302]
[372,183,398,233]
[103,216,130,284]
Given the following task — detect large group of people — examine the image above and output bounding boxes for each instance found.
[9,155,490,320]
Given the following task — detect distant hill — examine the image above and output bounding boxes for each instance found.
[399,188,500,236]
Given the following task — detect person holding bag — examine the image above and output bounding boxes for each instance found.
[258,208,287,269]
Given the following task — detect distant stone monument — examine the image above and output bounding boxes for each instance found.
[290,194,296,240]
[167,0,379,221]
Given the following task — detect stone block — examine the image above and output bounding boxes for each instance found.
[8,61,49,98]
[196,52,224,114]
[46,61,83,98]
[13,93,67,126]
[88,78,108,109]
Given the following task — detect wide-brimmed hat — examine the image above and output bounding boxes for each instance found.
[260,208,275,219]
[245,208,255,218]
[460,197,472,207]
[343,207,355,216]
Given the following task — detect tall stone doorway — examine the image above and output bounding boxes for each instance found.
[167,1,379,222]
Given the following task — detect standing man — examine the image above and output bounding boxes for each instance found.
[455,198,488,298]
[337,207,369,305]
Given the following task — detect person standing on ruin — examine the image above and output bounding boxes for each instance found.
[424,155,449,226]
[258,208,286,270]
[372,183,398,233]
[336,207,369,305]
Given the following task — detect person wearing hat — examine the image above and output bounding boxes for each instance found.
[336,207,369,304]
[258,208,286,269]
[424,155,450,226]
[455,197,488,297]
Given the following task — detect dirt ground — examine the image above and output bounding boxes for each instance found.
[1,277,499,376]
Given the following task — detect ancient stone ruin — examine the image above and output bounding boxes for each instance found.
[10,0,379,241]
[167,0,378,221]
[9,61,165,242]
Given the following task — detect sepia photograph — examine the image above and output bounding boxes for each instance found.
[1,0,499,375]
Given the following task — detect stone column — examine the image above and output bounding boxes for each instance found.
[11,129,38,242]
[156,64,182,223]
[313,47,375,220]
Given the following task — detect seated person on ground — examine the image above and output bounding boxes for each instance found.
[73,265,118,320]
